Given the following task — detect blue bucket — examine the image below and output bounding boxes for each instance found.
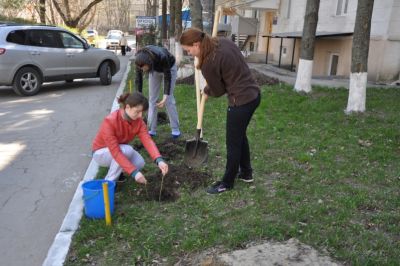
[82,179,116,219]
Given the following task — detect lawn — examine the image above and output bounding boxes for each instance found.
[66,65,400,265]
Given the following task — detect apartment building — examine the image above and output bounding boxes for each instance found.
[216,0,400,82]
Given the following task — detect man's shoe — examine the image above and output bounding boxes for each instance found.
[237,173,254,183]
[206,181,231,194]
[172,133,181,139]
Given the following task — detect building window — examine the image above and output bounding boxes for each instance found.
[273,16,278,25]
[250,42,255,52]
[336,0,349,16]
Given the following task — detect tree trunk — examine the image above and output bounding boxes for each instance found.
[52,0,103,29]
[39,0,46,23]
[346,0,374,113]
[169,0,175,37]
[162,0,167,44]
[174,0,183,65]
[190,0,203,30]
[175,0,182,38]
[294,0,320,93]
[151,0,158,17]
[210,0,216,35]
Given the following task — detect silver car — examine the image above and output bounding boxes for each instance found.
[0,24,120,96]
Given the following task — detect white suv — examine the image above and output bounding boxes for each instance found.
[0,23,120,96]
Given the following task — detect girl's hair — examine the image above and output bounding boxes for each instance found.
[135,49,153,69]
[179,28,218,69]
[118,92,149,111]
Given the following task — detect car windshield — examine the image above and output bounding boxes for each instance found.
[107,34,121,39]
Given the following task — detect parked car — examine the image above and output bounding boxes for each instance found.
[86,29,98,47]
[86,29,98,38]
[105,30,123,50]
[0,24,120,96]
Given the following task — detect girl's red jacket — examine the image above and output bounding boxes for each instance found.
[92,109,161,175]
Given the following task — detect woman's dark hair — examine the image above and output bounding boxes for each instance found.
[118,92,149,111]
[179,28,218,69]
[135,49,153,69]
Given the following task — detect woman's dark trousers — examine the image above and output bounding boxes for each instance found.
[222,94,260,187]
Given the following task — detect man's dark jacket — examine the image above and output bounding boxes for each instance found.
[135,45,176,95]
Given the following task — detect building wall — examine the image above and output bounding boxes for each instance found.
[369,40,400,81]
[313,37,352,77]
[258,11,274,54]
[273,0,394,37]
[268,37,298,67]
[265,0,400,81]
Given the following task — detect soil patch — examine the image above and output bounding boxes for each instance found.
[132,138,211,202]
[143,111,168,125]
[250,68,279,86]
[176,73,194,85]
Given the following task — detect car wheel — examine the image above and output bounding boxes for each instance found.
[99,62,112,85]
[65,79,74,83]
[13,67,42,96]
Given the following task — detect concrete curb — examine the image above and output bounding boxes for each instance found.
[43,62,131,266]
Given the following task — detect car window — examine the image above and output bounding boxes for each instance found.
[59,32,84,49]
[26,30,60,48]
[6,30,27,45]
[107,34,121,39]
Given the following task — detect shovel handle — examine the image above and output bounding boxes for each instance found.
[196,92,207,131]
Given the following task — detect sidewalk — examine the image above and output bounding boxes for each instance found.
[43,60,131,266]
[248,63,400,89]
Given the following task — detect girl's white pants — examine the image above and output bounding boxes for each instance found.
[92,144,145,181]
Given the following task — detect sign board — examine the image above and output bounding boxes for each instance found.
[136,16,156,28]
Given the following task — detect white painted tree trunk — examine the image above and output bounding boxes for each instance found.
[175,42,183,66]
[169,37,175,56]
[294,59,313,93]
[346,72,367,113]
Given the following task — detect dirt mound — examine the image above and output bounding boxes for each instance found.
[131,138,212,202]
[250,69,279,86]
[176,73,195,85]
[142,111,168,125]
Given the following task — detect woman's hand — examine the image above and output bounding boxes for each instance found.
[134,172,147,184]
[158,161,169,176]
[156,95,168,108]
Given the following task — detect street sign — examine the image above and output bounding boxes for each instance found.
[136,16,156,28]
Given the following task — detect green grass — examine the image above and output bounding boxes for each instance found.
[66,66,400,265]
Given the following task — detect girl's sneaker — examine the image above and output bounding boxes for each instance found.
[237,173,254,183]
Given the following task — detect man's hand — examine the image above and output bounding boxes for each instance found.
[156,95,168,108]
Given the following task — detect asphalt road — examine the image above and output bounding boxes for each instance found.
[0,55,130,266]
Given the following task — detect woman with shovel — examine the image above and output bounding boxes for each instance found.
[180,28,261,194]
[134,45,181,139]
[92,92,168,184]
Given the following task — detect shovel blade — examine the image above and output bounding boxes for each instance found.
[184,138,208,168]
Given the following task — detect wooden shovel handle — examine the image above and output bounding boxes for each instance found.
[196,93,207,131]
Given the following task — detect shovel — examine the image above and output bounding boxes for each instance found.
[184,93,208,167]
